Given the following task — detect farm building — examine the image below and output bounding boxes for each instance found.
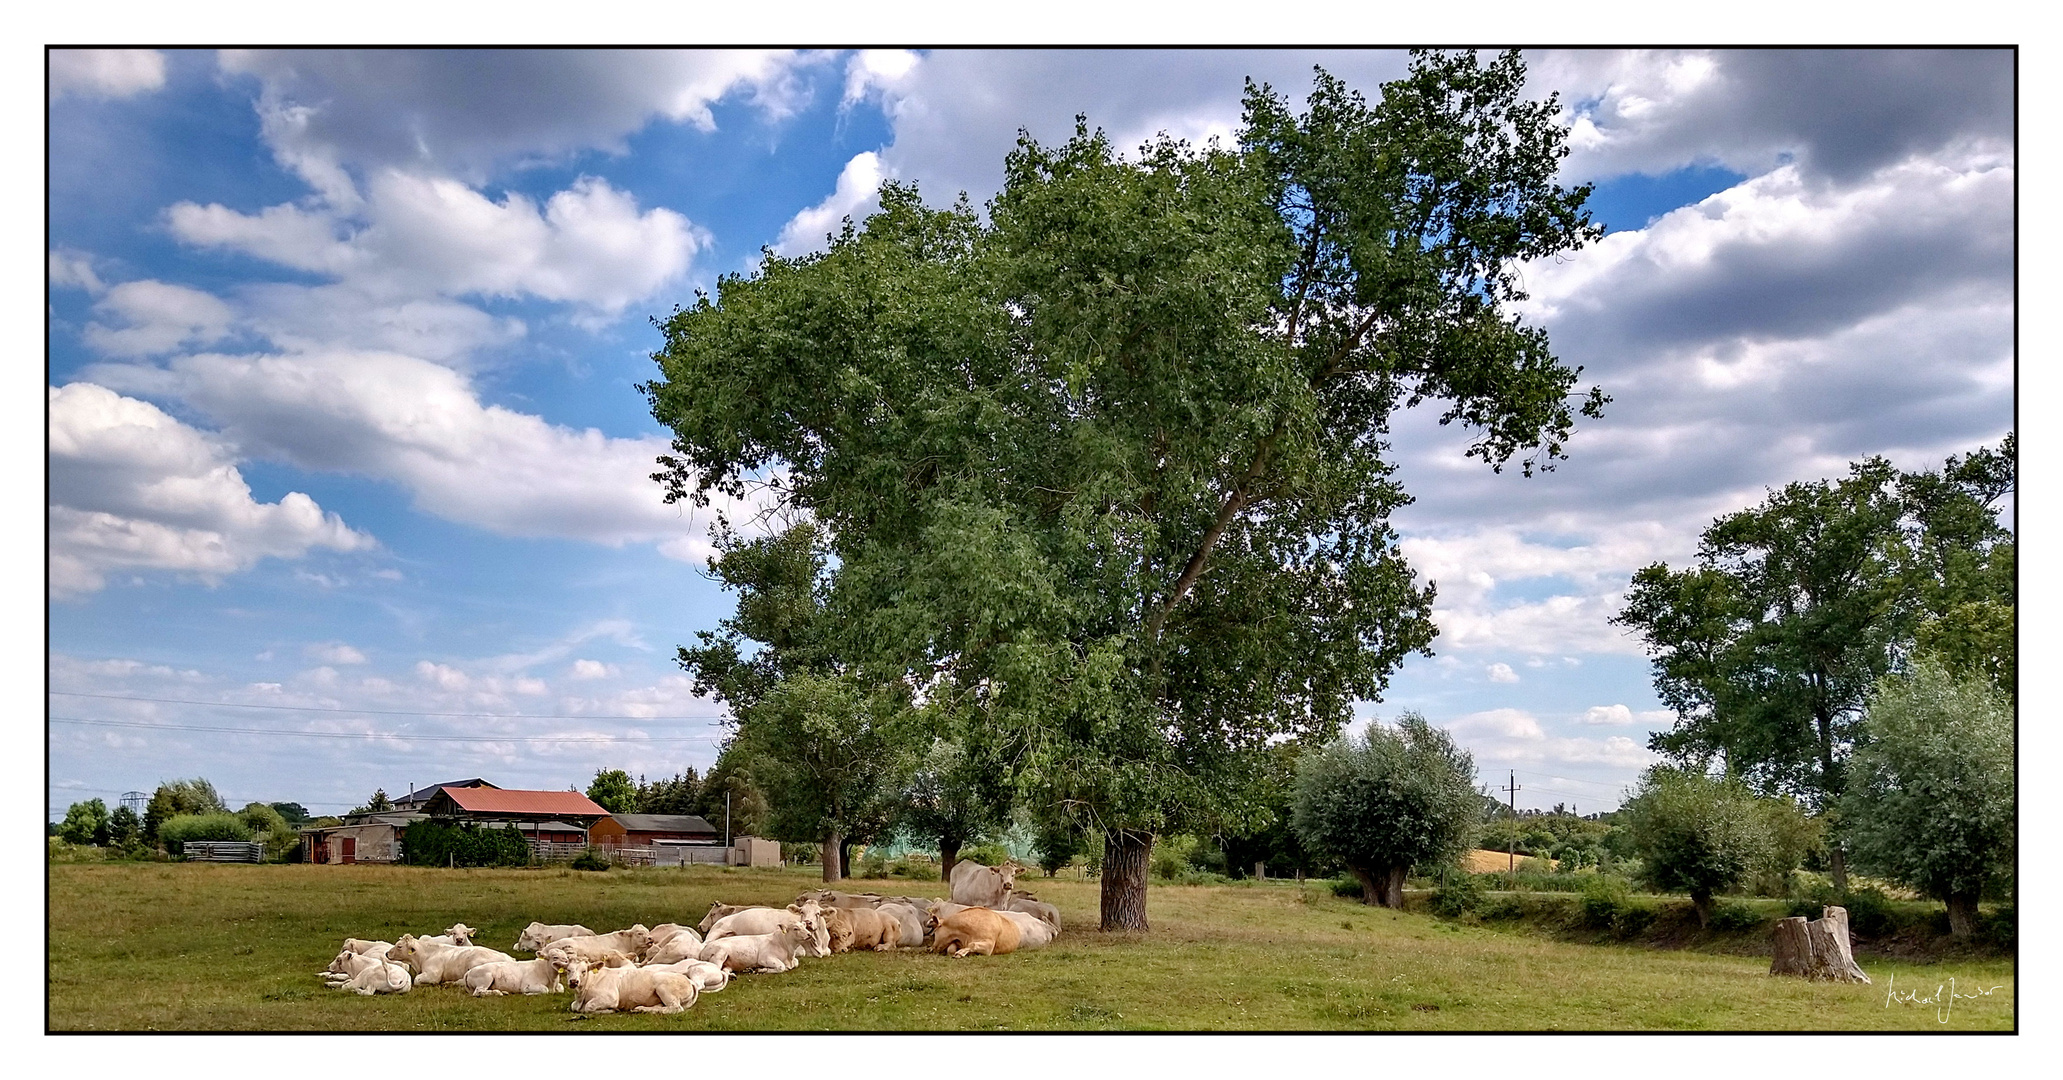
[302,812,422,864]
[392,777,498,811]
[419,786,610,835]
[590,813,722,846]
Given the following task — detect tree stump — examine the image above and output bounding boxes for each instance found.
[1769,906,1870,983]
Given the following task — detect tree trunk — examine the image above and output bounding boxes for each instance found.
[1805,905,1870,983]
[938,834,961,888]
[1692,891,1715,928]
[1829,841,1848,894]
[1770,917,1814,976]
[1099,830,1152,932]
[1349,866,1383,906]
[839,838,858,879]
[1770,907,1868,982]
[821,828,842,883]
[1383,865,1407,909]
[1946,890,1980,938]
[1254,861,1266,882]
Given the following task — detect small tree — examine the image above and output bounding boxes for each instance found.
[144,778,228,843]
[897,728,1013,884]
[1290,713,1482,908]
[1841,662,2013,937]
[157,812,254,857]
[107,804,142,853]
[586,769,638,814]
[59,798,111,846]
[1622,767,1773,927]
[239,802,296,862]
[268,801,313,825]
[350,788,393,815]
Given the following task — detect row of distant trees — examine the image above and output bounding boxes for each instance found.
[54,778,318,861]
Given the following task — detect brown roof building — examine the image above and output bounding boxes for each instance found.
[422,787,610,828]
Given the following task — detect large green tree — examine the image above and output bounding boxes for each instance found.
[144,777,227,843]
[1841,662,2013,937]
[585,769,638,814]
[646,52,1603,929]
[59,798,111,846]
[897,724,1016,884]
[1289,713,1481,907]
[1614,438,2013,889]
[1622,767,1774,927]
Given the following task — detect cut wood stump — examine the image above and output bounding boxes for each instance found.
[1769,905,1870,983]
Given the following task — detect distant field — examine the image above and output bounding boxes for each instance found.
[47,863,2014,1031]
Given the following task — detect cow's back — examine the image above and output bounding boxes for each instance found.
[949,861,1005,906]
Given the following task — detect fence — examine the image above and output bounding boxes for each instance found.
[529,841,735,866]
[184,841,262,863]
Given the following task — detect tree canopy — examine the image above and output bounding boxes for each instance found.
[1621,767,1775,927]
[1289,713,1481,907]
[1841,661,2013,936]
[1613,436,2013,888]
[645,51,1602,929]
[586,769,638,814]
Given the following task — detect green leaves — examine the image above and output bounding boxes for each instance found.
[1622,767,1775,904]
[1289,713,1481,877]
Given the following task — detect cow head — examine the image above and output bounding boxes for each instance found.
[389,935,421,970]
[444,923,476,945]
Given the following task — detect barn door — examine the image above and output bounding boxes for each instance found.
[340,837,357,864]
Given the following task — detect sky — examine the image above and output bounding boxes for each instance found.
[42,48,2015,824]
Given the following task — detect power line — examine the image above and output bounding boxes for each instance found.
[48,715,725,744]
[47,690,727,722]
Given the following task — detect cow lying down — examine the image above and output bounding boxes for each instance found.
[699,921,817,974]
[540,925,653,967]
[640,957,730,993]
[322,952,412,995]
[513,922,595,953]
[566,961,697,1014]
[390,935,516,986]
[932,907,1022,958]
[462,957,564,997]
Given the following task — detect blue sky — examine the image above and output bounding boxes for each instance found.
[44,49,2014,822]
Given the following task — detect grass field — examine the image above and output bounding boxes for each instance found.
[47,862,2015,1031]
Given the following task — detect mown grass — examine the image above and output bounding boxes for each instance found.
[48,862,2014,1031]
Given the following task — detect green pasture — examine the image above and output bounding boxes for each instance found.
[48,862,2014,1031]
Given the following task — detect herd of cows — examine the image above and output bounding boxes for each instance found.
[318,860,1059,1014]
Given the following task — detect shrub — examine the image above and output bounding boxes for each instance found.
[570,848,611,872]
[888,857,941,881]
[1708,900,1765,933]
[1290,713,1482,909]
[1429,873,1486,918]
[1610,902,1657,936]
[858,855,892,879]
[158,813,253,857]
[960,841,1011,868]
[1839,887,1897,939]
[401,820,532,868]
[1329,875,1364,899]
[1580,876,1632,929]
[1151,836,1199,881]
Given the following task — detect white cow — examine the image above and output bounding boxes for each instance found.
[997,909,1060,950]
[513,922,595,953]
[706,902,829,957]
[389,934,516,986]
[640,957,731,993]
[539,925,653,966]
[877,902,927,948]
[643,931,708,966]
[322,949,387,980]
[948,860,1022,907]
[324,959,413,996]
[698,922,817,974]
[1006,896,1061,929]
[338,938,394,958]
[461,957,564,997]
[566,962,698,1014]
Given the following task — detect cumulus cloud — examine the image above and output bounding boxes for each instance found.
[82,280,237,358]
[305,642,367,665]
[775,152,888,257]
[1530,49,2013,184]
[169,172,704,317]
[48,383,373,597]
[215,49,824,193]
[50,49,167,100]
[49,249,105,294]
[1486,663,1519,683]
[1444,708,1660,771]
[571,659,616,680]
[85,349,744,557]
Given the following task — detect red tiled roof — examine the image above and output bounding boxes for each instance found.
[436,787,608,816]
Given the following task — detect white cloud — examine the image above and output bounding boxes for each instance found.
[49,249,105,294]
[1486,663,1519,684]
[48,383,373,597]
[305,642,367,665]
[215,49,823,192]
[50,50,167,100]
[775,152,887,257]
[86,348,752,558]
[416,661,470,691]
[1444,708,1660,772]
[82,281,237,358]
[842,50,920,108]
[1581,704,1635,726]
[571,659,616,680]
[168,172,704,317]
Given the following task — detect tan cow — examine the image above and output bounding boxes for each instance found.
[932,906,1022,958]
[566,961,697,1014]
[797,889,885,909]
[697,902,754,936]
[948,860,1022,907]
[823,906,899,952]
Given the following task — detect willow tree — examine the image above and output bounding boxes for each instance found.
[645,51,1603,930]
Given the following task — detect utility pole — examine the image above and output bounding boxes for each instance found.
[724,789,731,848]
[1502,770,1522,885]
